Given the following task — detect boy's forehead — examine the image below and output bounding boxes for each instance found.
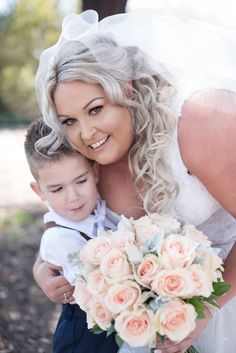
[37,153,94,180]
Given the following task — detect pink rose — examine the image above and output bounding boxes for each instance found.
[115,305,155,347]
[189,264,213,297]
[152,269,194,298]
[87,295,113,330]
[104,280,141,314]
[154,299,197,342]
[160,234,198,269]
[87,269,108,294]
[100,249,133,281]
[73,278,93,311]
[135,254,160,286]
[111,230,135,251]
[80,236,111,265]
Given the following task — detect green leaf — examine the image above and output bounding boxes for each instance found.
[106,324,116,337]
[185,345,200,353]
[213,281,231,297]
[115,334,124,347]
[187,298,205,319]
[90,324,104,335]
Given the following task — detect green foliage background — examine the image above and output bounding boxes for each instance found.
[0,0,79,126]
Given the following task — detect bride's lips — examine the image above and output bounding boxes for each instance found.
[89,136,109,150]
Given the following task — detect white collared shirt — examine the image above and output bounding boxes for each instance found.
[40,198,120,285]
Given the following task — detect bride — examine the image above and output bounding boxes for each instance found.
[34,9,236,353]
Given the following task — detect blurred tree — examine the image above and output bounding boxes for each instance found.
[82,0,127,19]
[0,0,62,124]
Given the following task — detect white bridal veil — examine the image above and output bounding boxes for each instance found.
[35,9,236,113]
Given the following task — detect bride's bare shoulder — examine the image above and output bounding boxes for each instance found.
[178,89,236,168]
[177,88,236,214]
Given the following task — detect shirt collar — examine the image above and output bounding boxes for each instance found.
[46,197,116,237]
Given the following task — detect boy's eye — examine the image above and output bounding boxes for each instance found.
[89,106,103,115]
[51,187,62,193]
[76,179,87,184]
[61,118,77,126]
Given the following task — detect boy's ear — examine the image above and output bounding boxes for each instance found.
[92,162,99,184]
[30,181,46,201]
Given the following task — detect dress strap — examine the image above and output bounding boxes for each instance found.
[44,221,92,241]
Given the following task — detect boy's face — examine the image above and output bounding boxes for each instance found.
[31,154,99,222]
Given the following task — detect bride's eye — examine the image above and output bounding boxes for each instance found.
[89,106,103,116]
[61,118,77,126]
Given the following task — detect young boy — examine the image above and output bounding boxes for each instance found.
[24,118,120,353]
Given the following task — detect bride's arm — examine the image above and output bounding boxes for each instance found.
[158,89,236,353]
[179,89,236,301]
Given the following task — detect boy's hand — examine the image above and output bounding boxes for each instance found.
[33,254,74,303]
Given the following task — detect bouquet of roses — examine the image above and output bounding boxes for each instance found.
[70,213,230,352]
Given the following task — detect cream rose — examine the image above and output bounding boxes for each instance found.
[80,236,111,265]
[73,278,93,311]
[115,305,155,347]
[87,295,113,330]
[135,254,160,286]
[154,299,197,342]
[152,268,194,298]
[201,250,223,282]
[183,224,212,245]
[104,280,141,314]
[189,264,213,297]
[150,213,181,233]
[100,249,133,281]
[132,215,163,245]
[111,230,135,251]
[160,234,198,269]
[87,269,108,294]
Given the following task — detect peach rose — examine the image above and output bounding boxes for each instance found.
[104,280,141,314]
[159,234,198,269]
[87,269,108,294]
[152,269,194,298]
[189,264,213,297]
[100,249,133,281]
[73,278,93,311]
[115,305,155,347]
[135,254,161,286]
[154,299,197,342]
[87,295,113,330]
[111,230,136,251]
[80,236,111,265]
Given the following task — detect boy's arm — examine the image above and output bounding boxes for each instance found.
[40,227,87,285]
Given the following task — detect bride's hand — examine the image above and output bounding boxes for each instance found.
[155,307,212,353]
[33,254,74,303]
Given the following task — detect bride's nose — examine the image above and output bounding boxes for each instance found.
[79,119,96,140]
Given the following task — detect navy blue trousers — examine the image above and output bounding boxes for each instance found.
[53,304,119,353]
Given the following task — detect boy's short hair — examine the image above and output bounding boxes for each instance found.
[24,118,80,180]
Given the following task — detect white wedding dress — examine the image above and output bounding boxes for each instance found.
[118,13,236,353]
